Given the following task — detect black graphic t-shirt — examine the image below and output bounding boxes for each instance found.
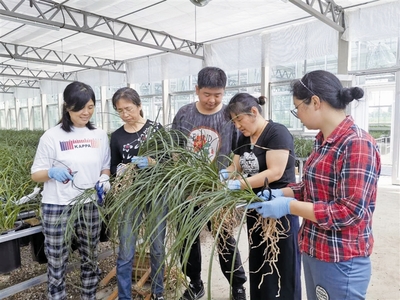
[110,119,162,175]
[234,120,296,194]
[172,102,237,170]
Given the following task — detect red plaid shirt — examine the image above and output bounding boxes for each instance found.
[289,116,381,262]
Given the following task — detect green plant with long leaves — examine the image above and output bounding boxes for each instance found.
[0,144,41,232]
[105,127,289,298]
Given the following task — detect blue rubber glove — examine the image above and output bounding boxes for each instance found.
[48,167,73,183]
[95,174,110,206]
[219,169,229,182]
[131,156,148,169]
[257,189,284,201]
[95,181,105,205]
[247,197,294,219]
[226,179,241,190]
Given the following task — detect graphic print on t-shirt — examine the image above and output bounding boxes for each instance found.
[121,126,154,160]
[59,138,101,151]
[188,127,220,162]
[239,151,259,176]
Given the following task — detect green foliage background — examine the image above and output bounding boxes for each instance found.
[0,130,43,231]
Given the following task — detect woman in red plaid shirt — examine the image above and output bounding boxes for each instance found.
[248,70,381,300]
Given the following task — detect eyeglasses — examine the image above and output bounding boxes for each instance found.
[117,106,135,115]
[290,79,315,119]
[290,100,306,118]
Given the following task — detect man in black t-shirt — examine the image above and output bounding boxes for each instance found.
[172,67,247,300]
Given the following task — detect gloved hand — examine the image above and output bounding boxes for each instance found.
[116,163,127,177]
[95,174,110,206]
[219,169,229,182]
[226,179,241,190]
[48,167,74,183]
[257,188,284,201]
[131,156,148,169]
[97,174,111,193]
[247,197,294,219]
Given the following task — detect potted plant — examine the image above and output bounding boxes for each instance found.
[0,141,41,273]
[293,136,314,178]
[0,194,24,274]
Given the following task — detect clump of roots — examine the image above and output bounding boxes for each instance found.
[247,214,289,297]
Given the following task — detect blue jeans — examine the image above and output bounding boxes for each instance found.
[117,202,167,299]
[302,253,371,300]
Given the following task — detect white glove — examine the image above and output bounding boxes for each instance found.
[97,174,111,193]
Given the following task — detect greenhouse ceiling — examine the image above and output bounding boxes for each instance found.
[0,0,392,92]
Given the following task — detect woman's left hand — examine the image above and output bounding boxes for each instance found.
[131,156,148,169]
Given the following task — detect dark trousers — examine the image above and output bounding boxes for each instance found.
[180,207,247,288]
[246,210,301,300]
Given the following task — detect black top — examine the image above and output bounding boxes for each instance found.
[234,120,295,193]
[110,119,162,175]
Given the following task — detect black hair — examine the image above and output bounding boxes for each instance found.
[224,92,266,120]
[197,66,227,89]
[60,81,96,132]
[111,87,144,117]
[290,70,364,109]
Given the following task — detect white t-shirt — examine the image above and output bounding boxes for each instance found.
[31,124,111,205]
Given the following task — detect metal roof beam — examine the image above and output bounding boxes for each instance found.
[0,64,75,82]
[288,0,345,32]
[0,79,40,90]
[0,42,126,73]
[0,0,204,59]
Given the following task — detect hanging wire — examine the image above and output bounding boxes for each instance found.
[61,39,65,75]
[195,6,197,43]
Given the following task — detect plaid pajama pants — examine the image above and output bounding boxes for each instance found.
[42,203,101,300]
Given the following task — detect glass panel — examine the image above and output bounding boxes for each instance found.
[92,100,100,127]
[0,110,5,128]
[305,55,338,74]
[32,96,41,106]
[170,93,196,124]
[47,104,60,127]
[94,86,101,101]
[270,83,303,130]
[132,82,162,95]
[350,38,398,71]
[107,100,124,132]
[7,98,15,109]
[19,107,29,129]
[8,109,16,129]
[18,98,28,107]
[32,106,43,130]
[47,94,59,105]
[105,86,121,100]
[271,64,298,81]
[169,76,196,92]
[142,96,163,124]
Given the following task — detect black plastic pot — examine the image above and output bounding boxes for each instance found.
[0,222,23,274]
[17,222,31,247]
[30,231,47,264]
